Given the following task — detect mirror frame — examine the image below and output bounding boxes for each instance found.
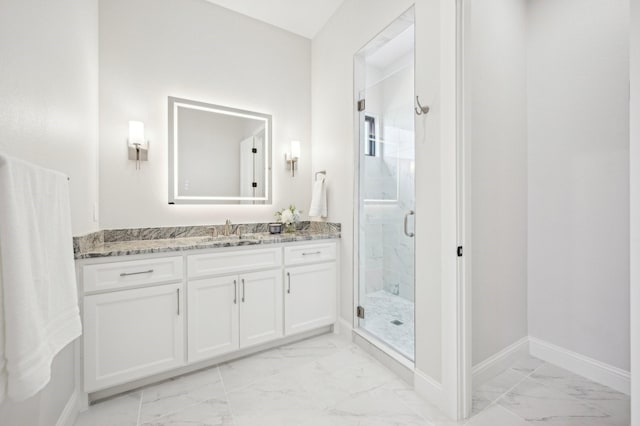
[168,96,272,205]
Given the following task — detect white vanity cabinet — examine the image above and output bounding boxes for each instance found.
[186,247,283,362]
[284,243,337,336]
[83,282,185,392]
[187,275,239,362]
[187,268,283,362]
[79,240,337,395]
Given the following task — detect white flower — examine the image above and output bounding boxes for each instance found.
[280,209,294,225]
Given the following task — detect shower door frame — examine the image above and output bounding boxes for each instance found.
[351,0,471,421]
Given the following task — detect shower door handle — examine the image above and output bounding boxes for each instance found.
[404,210,415,238]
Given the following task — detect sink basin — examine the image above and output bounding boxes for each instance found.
[185,235,261,245]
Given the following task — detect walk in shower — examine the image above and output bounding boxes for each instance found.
[355,9,415,361]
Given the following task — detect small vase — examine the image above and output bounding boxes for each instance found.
[284,223,296,233]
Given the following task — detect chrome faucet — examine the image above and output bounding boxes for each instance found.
[224,219,231,236]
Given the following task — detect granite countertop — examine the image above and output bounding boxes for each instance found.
[74,222,340,259]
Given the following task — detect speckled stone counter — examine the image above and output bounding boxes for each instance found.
[73,222,340,259]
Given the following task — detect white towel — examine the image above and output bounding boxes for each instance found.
[0,154,81,402]
[309,175,328,218]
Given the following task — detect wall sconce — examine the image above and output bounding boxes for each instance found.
[128,120,149,169]
[285,140,300,177]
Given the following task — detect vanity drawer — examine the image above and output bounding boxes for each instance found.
[187,247,282,278]
[284,242,336,266]
[83,256,183,293]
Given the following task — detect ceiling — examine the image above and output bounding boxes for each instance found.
[203,0,346,39]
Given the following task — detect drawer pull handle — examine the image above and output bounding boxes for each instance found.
[302,251,321,256]
[241,279,245,303]
[233,280,237,304]
[120,269,154,277]
[177,288,180,316]
[287,272,291,294]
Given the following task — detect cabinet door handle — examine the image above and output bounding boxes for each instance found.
[176,288,180,316]
[233,279,237,304]
[302,251,321,256]
[120,269,154,277]
[287,272,291,294]
[241,279,245,303]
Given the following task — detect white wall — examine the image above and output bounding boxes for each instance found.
[0,0,99,236]
[0,0,99,423]
[630,0,639,422]
[468,0,529,366]
[99,0,311,228]
[527,0,630,371]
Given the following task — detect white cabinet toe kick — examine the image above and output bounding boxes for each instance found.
[77,241,339,397]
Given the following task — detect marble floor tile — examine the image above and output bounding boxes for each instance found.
[465,404,528,426]
[277,333,345,368]
[510,354,546,375]
[74,333,629,426]
[218,347,285,392]
[498,377,618,425]
[225,369,319,419]
[139,398,233,426]
[529,363,630,425]
[472,369,527,414]
[327,389,431,426]
[378,378,452,423]
[75,392,142,426]
[293,350,398,410]
[139,367,226,423]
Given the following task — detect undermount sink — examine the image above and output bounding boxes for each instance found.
[186,235,261,245]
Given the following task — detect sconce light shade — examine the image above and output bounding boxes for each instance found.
[128,120,149,169]
[128,121,146,147]
[285,140,300,177]
[291,140,300,159]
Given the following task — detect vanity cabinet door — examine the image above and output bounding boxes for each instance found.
[83,283,185,392]
[284,262,337,336]
[187,276,240,362]
[239,269,283,348]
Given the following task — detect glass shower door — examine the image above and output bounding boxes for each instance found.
[356,19,415,360]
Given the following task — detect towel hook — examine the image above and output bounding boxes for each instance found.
[315,170,326,181]
[415,96,430,116]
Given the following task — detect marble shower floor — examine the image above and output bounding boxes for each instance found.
[74,333,630,426]
[362,290,415,359]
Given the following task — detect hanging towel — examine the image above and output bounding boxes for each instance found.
[309,175,328,218]
[0,154,81,402]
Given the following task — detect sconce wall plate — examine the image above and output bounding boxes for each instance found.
[128,120,149,169]
[285,140,300,177]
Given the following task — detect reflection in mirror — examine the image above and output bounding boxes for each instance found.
[168,97,272,204]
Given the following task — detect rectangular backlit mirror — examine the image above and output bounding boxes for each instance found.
[168,96,272,204]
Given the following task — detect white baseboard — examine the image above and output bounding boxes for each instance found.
[529,337,630,395]
[56,389,82,426]
[472,336,530,386]
[414,368,444,413]
[335,317,353,341]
